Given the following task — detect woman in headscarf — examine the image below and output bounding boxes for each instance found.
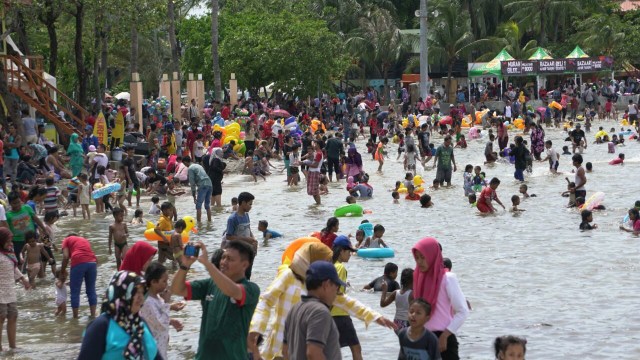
[0,228,30,350]
[248,242,394,359]
[67,133,85,177]
[209,147,226,208]
[530,123,545,161]
[345,146,364,182]
[120,241,158,275]
[78,271,160,360]
[412,237,469,360]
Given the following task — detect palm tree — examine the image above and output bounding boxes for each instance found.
[575,14,625,57]
[504,0,578,46]
[347,8,409,101]
[211,0,222,101]
[428,0,481,101]
[474,21,538,61]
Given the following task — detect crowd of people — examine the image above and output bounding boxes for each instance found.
[0,80,638,359]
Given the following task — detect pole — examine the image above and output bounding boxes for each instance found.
[419,0,429,99]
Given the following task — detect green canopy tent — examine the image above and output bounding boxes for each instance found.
[566,46,589,59]
[566,46,589,86]
[528,47,553,60]
[468,49,514,100]
[529,48,553,98]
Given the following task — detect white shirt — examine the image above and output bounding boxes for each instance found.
[546,148,559,163]
[0,204,6,221]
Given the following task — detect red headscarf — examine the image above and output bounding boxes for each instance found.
[119,242,157,275]
[412,237,444,315]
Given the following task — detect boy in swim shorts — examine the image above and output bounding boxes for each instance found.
[108,207,129,269]
[21,231,52,289]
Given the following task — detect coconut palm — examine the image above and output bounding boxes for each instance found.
[504,0,579,46]
[428,0,483,100]
[474,21,538,61]
[347,7,410,100]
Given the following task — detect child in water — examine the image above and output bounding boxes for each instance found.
[392,191,400,204]
[511,195,525,212]
[463,164,474,196]
[477,177,505,213]
[396,299,439,360]
[468,193,477,207]
[258,220,282,241]
[419,194,433,208]
[170,219,186,268]
[609,153,624,165]
[108,207,129,269]
[360,224,388,248]
[405,184,421,201]
[54,269,67,316]
[375,137,389,172]
[562,178,577,207]
[231,197,238,212]
[131,209,144,225]
[519,184,535,198]
[620,208,640,235]
[21,231,52,289]
[380,268,414,334]
[494,335,527,360]
[580,209,597,230]
[149,196,161,215]
[363,262,399,291]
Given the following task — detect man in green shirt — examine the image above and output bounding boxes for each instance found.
[6,192,46,260]
[431,135,457,187]
[171,240,259,360]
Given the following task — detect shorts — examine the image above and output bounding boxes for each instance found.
[196,186,212,210]
[549,160,559,171]
[157,242,174,263]
[27,262,41,275]
[212,182,222,196]
[435,167,452,184]
[307,171,321,196]
[630,114,638,122]
[575,189,586,199]
[0,302,18,318]
[333,316,360,347]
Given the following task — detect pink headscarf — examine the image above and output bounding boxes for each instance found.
[412,237,445,315]
[347,176,355,191]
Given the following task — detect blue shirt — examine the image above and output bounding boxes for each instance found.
[226,212,251,238]
[263,229,282,239]
[82,135,99,154]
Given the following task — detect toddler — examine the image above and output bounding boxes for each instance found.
[463,164,474,196]
[21,231,52,289]
[170,219,186,267]
[258,220,282,241]
[231,197,238,212]
[54,270,67,316]
[131,209,144,225]
[468,193,477,207]
[405,184,421,201]
[392,191,400,204]
[511,195,525,212]
[580,209,597,230]
[494,335,527,360]
[149,196,161,215]
[78,173,91,220]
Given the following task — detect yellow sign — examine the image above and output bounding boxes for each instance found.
[112,111,125,148]
[93,112,109,147]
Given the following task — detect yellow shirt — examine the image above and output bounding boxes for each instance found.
[156,215,173,243]
[331,262,349,317]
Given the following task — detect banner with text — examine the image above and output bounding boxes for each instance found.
[500,57,614,76]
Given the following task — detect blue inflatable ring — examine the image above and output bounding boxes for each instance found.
[357,247,394,259]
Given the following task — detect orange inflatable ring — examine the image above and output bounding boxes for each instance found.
[281,237,321,265]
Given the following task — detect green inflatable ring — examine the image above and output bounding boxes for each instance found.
[333,204,364,217]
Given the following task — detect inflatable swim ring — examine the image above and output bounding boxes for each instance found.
[92,183,121,199]
[334,204,364,217]
[144,216,197,243]
[357,247,394,259]
[281,237,321,265]
[581,191,605,211]
[358,223,374,238]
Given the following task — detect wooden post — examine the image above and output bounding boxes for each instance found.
[171,72,181,120]
[229,73,238,106]
[187,73,196,109]
[130,72,143,132]
[197,74,205,111]
[159,73,170,99]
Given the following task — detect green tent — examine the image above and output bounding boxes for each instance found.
[468,48,515,78]
[528,47,553,60]
[566,46,589,59]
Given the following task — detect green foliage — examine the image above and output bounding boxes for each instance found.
[179,15,214,86]
[218,9,349,97]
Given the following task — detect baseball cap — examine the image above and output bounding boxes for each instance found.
[85,125,93,131]
[306,261,347,288]
[88,145,96,152]
[333,235,356,252]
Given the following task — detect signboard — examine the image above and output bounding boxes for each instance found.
[537,59,571,74]
[574,57,614,72]
[501,61,536,76]
[501,57,614,76]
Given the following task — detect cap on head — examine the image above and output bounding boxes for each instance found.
[306,261,347,288]
[88,145,96,152]
[85,125,93,131]
[333,235,356,252]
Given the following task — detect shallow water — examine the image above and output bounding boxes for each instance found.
[3,120,640,359]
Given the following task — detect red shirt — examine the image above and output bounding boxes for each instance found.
[221,106,230,120]
[605,102,613,112]
[62,236,97,267]
[609,158,623,165]
[320,232,337,248]
[405,193,421,200]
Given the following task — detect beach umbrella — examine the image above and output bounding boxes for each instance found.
[114,92,131,101]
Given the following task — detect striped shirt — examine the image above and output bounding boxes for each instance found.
[44,186,60,212]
